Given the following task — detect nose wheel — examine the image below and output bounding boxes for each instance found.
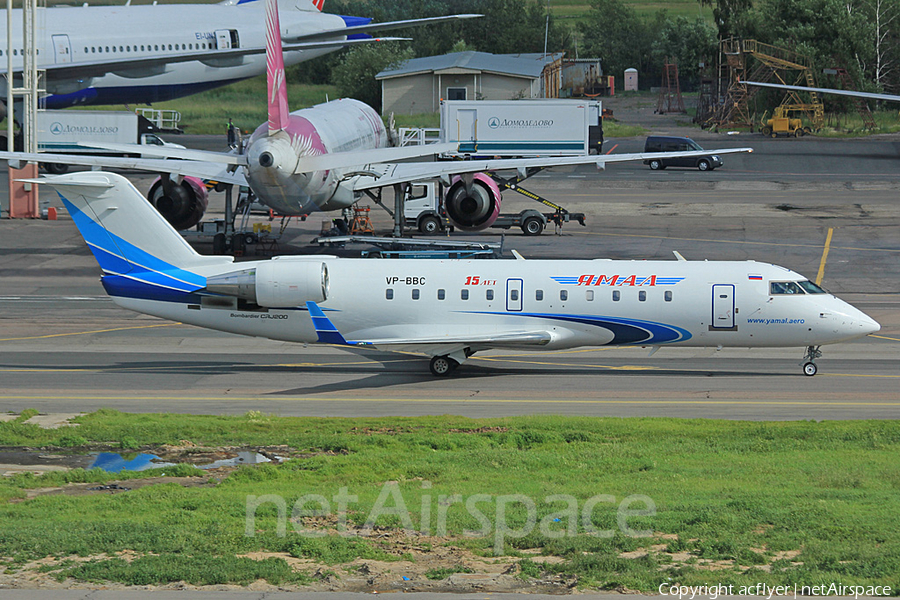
[429,355,459,376]
[801,345,822,376]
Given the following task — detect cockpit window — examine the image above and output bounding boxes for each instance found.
[797,280,827,294]
[770,281,805,295]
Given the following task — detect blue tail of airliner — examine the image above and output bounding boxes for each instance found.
[31,172,232,300]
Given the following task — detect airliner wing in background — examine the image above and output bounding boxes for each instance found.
[744,81,900,103]
[349,148,755,191]
[0,150,248,187]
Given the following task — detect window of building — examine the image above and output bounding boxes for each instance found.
[447,87,466,100]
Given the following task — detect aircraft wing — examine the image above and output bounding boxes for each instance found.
[306,302,551,351]
[351,148,754,191]
[0,151,248,186]
[744,81,900,103]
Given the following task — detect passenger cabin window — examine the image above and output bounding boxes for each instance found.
[486,290,494,301]
[461,289,469,300]
[385,289,393,300]
[535,290,543,301]
[510,289,519,301]
[665,291,673,302]
[586,290,594,301]
[639,291,647,301]
[612,290,620,301]
[770,281,805,295]
[438,289,445,300]
[412,289,420,300]
[560,290,568,301]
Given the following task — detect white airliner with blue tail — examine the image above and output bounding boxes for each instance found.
[29,170,880,376]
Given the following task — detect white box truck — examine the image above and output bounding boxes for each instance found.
[35,110,184,173]
[440,99,602,157]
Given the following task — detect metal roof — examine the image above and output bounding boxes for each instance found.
[376,51,564,80]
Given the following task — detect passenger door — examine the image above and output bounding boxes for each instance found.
[51,35,72,64]
[711,284,736,330]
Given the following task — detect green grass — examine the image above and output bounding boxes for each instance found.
[1,410,899,590]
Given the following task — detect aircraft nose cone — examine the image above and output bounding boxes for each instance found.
[861,316,881,336]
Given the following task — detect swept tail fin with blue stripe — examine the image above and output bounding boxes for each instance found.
[29,172,232,299]
[306,301,371,346]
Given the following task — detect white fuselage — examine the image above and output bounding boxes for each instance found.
[244,98,388,215]
[1,2,344,108]
[109,257,879,352]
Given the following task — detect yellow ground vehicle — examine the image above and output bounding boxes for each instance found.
[760,106,813,137]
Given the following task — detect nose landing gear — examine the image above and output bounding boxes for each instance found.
[801,345,822,376]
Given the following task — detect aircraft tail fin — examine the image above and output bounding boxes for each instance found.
[311,0,324,10]
[266,0,291,134]
[30,172,230,287]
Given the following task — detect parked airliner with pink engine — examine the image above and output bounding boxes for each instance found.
[2,0,752,232]
[28,170,879,376]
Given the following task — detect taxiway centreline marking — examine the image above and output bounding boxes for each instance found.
[816,228,834,286]
[0,323,181,342]
[0,395,898,406]
[870,334,900,342]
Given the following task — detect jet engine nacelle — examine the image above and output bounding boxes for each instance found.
[204,260,329,308]
[255,259,329,307]
[148,176,209,231]
[444,173,501,231]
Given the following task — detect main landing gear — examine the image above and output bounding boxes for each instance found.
[801,345,822,376]
[429,355,459,376]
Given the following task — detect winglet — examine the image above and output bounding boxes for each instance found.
[307,301,365,346]
[266,0,291,134]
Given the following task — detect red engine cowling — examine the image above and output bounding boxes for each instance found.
[444,173,501,231]
[147,176,209,231]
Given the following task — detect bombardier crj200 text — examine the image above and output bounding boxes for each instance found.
[29,171,880,377]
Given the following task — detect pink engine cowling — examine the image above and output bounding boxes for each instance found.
[147,176,209,231]
[444,173,502,231]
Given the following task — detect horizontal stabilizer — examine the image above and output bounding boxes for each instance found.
[744,80,900,103]
[77,142,248,166]
[284,14,482,44]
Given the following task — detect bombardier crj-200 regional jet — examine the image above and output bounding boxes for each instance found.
[2,0,752,232]
[0,0,478,119]
[26,170,880,377]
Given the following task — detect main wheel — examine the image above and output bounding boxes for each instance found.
[648,159,662,170]
[429,355,458,376]
[802,362,818,377]
[43,163,69,175]
[418,215,441,234]
[697,159,711,171]
[521,216,544,236]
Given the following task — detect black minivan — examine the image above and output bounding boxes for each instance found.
[643,136,722,171]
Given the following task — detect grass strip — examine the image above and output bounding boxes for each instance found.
[0,410,898,591]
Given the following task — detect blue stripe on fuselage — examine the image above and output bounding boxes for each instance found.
[42,79,247,110]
